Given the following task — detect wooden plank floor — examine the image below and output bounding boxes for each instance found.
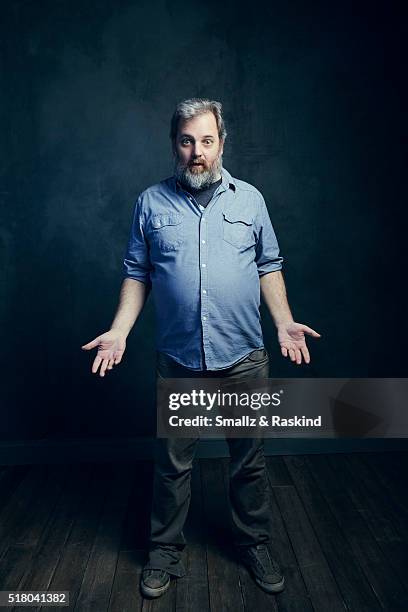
[0,452,407,611]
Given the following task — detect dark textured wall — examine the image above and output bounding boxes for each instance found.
[1,0,406,440]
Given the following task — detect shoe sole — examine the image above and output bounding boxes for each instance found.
[140,577,171,598]
[241,560,285,594]
[255,574,285,594]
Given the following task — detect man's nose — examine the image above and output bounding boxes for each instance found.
[193,143,203,157]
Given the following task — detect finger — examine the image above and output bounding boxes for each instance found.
[92,356,102,374]
[100,359,110,377]
[114,353,123,365]
[301,325,321,337]
[281,346,288,358]
[295,349,302,365]
[301,345,310,364]
[289,348,296,362]
[107,358,114,370]
[82,337,100,350]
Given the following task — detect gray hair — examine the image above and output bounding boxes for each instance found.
[170,98,227,145]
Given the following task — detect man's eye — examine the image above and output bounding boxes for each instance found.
[204,140,213,145]
[181,139,191,145]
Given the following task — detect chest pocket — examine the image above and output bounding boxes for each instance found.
[222,210,255,250]
[149,213,183,252]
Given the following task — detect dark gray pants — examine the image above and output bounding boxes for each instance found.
[145,348,271,577]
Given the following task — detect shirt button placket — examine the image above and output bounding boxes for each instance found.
[200,216,210,366]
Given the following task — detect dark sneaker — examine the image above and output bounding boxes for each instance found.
[140,569,171,598]
[239,544,285,593]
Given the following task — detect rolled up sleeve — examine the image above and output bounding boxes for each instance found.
[123,196,152,285]
[254,193,283,276]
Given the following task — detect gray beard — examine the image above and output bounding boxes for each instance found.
[174,155,223,190]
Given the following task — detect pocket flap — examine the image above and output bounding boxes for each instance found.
[223,210,253,225]
[151,213,183,229]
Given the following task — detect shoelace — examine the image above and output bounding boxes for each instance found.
[145,569,168,579]
[248,545,280,573]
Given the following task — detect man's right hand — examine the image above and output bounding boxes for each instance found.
[81,330,127,377]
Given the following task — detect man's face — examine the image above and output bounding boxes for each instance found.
[173,112,224,189]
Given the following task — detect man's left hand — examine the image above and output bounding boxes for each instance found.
[277,322,321,365]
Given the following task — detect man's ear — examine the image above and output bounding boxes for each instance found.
[219,139,225,156]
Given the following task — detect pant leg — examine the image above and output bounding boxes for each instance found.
[223,349,272,546]
[146,354,200,577]
[146,436,198,577]
[227,437,270,546]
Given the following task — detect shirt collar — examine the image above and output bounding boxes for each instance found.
[220,167,236,192]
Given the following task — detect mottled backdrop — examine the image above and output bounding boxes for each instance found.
[1,0,406,442]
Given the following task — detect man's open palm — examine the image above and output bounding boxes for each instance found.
[278,322,321,365]
[81,330,126,377]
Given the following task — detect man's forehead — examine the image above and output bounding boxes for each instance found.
[177,112,218,135]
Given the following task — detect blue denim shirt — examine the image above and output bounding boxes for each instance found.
[123,167,283,370]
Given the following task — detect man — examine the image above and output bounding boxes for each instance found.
[82,98,320,598]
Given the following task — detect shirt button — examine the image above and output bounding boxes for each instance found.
[202,263,206,268]
[202,240,206,244]
[202,289,207,294]
[203,316,207,321]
